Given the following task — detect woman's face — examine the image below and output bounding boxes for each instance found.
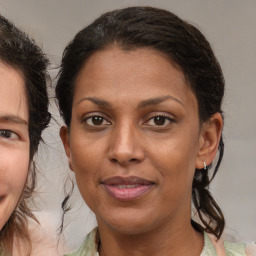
[61,46,217,234]
[0,62,29,230]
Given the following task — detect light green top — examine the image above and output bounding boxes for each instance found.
[64,228,247,256]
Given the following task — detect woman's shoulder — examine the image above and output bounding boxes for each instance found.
[64,228,256,256]
[204,232,256,256]
[244,242,256,256]
[64,228,98,256]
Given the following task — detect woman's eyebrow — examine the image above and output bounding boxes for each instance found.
[0,114,28,125]
[138,95,184,108]
[77,97,111,107]
[77,95,184,108]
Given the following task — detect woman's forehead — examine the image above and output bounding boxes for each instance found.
[72,46,198,120]
[75,47,188,95]
[0,62,28,122]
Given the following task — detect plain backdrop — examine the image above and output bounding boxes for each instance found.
[0,0,255,251]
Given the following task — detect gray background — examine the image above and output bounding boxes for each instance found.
[0,0,255,250]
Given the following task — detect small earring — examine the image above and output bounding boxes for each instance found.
[203,161,207,170]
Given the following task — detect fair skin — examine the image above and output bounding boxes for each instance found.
[0,62,30,231]
[0,62,64,256]
[0,61,63,256]
[61,46,223,256]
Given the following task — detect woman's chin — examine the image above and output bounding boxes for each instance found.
[97,211,159,236]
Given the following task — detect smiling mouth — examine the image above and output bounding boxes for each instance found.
[101,176,154,201]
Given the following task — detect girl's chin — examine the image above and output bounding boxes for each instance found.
[0,196,14,231]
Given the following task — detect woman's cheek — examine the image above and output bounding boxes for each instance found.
[9,148,29,194]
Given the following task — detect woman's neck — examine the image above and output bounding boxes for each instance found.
[97,219,204,256]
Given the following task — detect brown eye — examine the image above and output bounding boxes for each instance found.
[91,116,103,125]
[85,115,110,126]
[153,116,166,126]
[145,115,174,127]
[0,130,19,139]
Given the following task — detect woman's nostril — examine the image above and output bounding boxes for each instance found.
[111,158,118,163]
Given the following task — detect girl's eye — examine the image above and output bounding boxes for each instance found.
[85,116,110,126]
[146,115,174,126]
[0,129,19,140]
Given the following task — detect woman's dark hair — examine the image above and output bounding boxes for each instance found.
[0,15,50,255]
[56,6,225,238]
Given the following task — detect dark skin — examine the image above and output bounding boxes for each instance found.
[61,46,223,256]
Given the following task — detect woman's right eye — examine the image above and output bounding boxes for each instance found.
[0,129,19,140]
[84,116,111,127]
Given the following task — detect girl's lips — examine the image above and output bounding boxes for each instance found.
[101,176,154,201]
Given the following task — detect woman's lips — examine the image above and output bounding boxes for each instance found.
[101,176,154,201]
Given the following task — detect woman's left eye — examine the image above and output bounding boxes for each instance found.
[0,129,19,140]
[145,115,174,126]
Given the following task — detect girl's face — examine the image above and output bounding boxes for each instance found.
[61,46,221,235]
[0,62,29,230]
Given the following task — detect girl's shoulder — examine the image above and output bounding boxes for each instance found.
[13,215,66,256]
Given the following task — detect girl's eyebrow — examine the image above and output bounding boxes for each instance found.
[0,114,28,125]
[77,95,184,109]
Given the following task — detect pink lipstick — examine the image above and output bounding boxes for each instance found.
[101,176,154,201]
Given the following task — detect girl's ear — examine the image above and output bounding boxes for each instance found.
[196,113,223,169]
[60,126,74,171]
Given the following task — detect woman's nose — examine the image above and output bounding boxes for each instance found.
[108,123,145,166]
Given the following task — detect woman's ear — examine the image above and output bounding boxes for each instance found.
[196,113,223,169]
[60,126,74,171]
